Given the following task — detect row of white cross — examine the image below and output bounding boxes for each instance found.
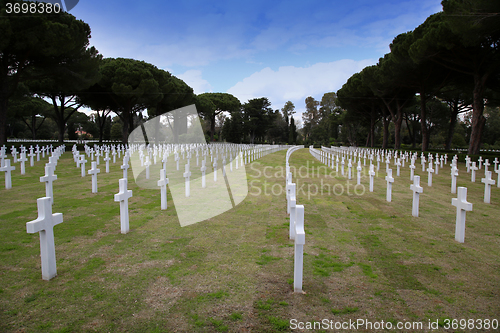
[309,146,498,244]
[20,142,287,280]
[285,146,306,293]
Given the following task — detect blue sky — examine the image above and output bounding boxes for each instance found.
[69,0,443,125]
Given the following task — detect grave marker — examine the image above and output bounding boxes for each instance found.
[294,205,305,293]
[183,163,191,197]
[201,159,207,188]
[484,159,490,173]
[157,169,169,210]
[470,162,478,182]
[427,162,434,187]
[451,166,458,194]
[409,159,416,181]
[481,171,495,204]
[80,155,87,177]
[26,197,63,280]
[19,152,27,175]
[104,152,111,173]
[28,149,35,167]
[0,159,15,189]
[385,169,394,202]
[40,164,57,205]
[356,160,362,185]
[410,175,423,217]
[369,164,375,192]
[114,178,133,234]
[452,187,472,243]
[88,161,100,193]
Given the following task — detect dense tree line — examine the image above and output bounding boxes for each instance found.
[2,0,499,151]
[336,0,500,154]
[0,0,299,145]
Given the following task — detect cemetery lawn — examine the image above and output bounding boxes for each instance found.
[1,149,499,332]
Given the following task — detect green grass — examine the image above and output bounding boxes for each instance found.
[0,148,499,332]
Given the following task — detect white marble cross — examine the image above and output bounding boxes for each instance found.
[478,156,483,169]
[484,159,490,173]
[410,175,423,217]
[347,159,352,180]
[395,158,401,177]
[427,162,434,187]
[452,187,472,243]
[175,152,180,171]
[12,148,18,163]
[222,156,227,177]
[183,163,191,197]
[88,161,100,193]
[213,158,218,182]
[104,152,111,173]
[341,158,345,176]
[121,157,129,179]
[421,156,426,172]
[369,164,375,192]
[0,159,15,189]
[145,156,151,180]
[35,146,40,161]
[200,159,207,188]
[385,169,394,202]
[294,204,305,293]
[0,148,5,167]
[162,154,168,173]
[114,178,133,234]
[19,152,27,175]
[26,197,63,280]
[288,182,297,239]
[470,162,478,182]
[80,155,87,177]
[40,164,57,205]
[493,157,499,172]
[481,171,495,204]
[451,166,458,194]
[356,160,362,185]
[28,149,35,167]
[434,159,439,175]
[157,169,169,210]
[48,156,57,171]
[409,159,416,181]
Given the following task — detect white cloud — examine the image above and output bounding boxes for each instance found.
[176,70,212,95]
[227,59,375,108]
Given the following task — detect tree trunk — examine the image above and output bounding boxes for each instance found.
[210,114,216,142]
[382,115,389,149]
[468,73,487,155]
[394,114,403,150]
[0,97,8,145]
[369,105,375,147]
[445,100,459,150]
[31,114,37,140]
[420,92,429,152]
[122,110,130,144]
